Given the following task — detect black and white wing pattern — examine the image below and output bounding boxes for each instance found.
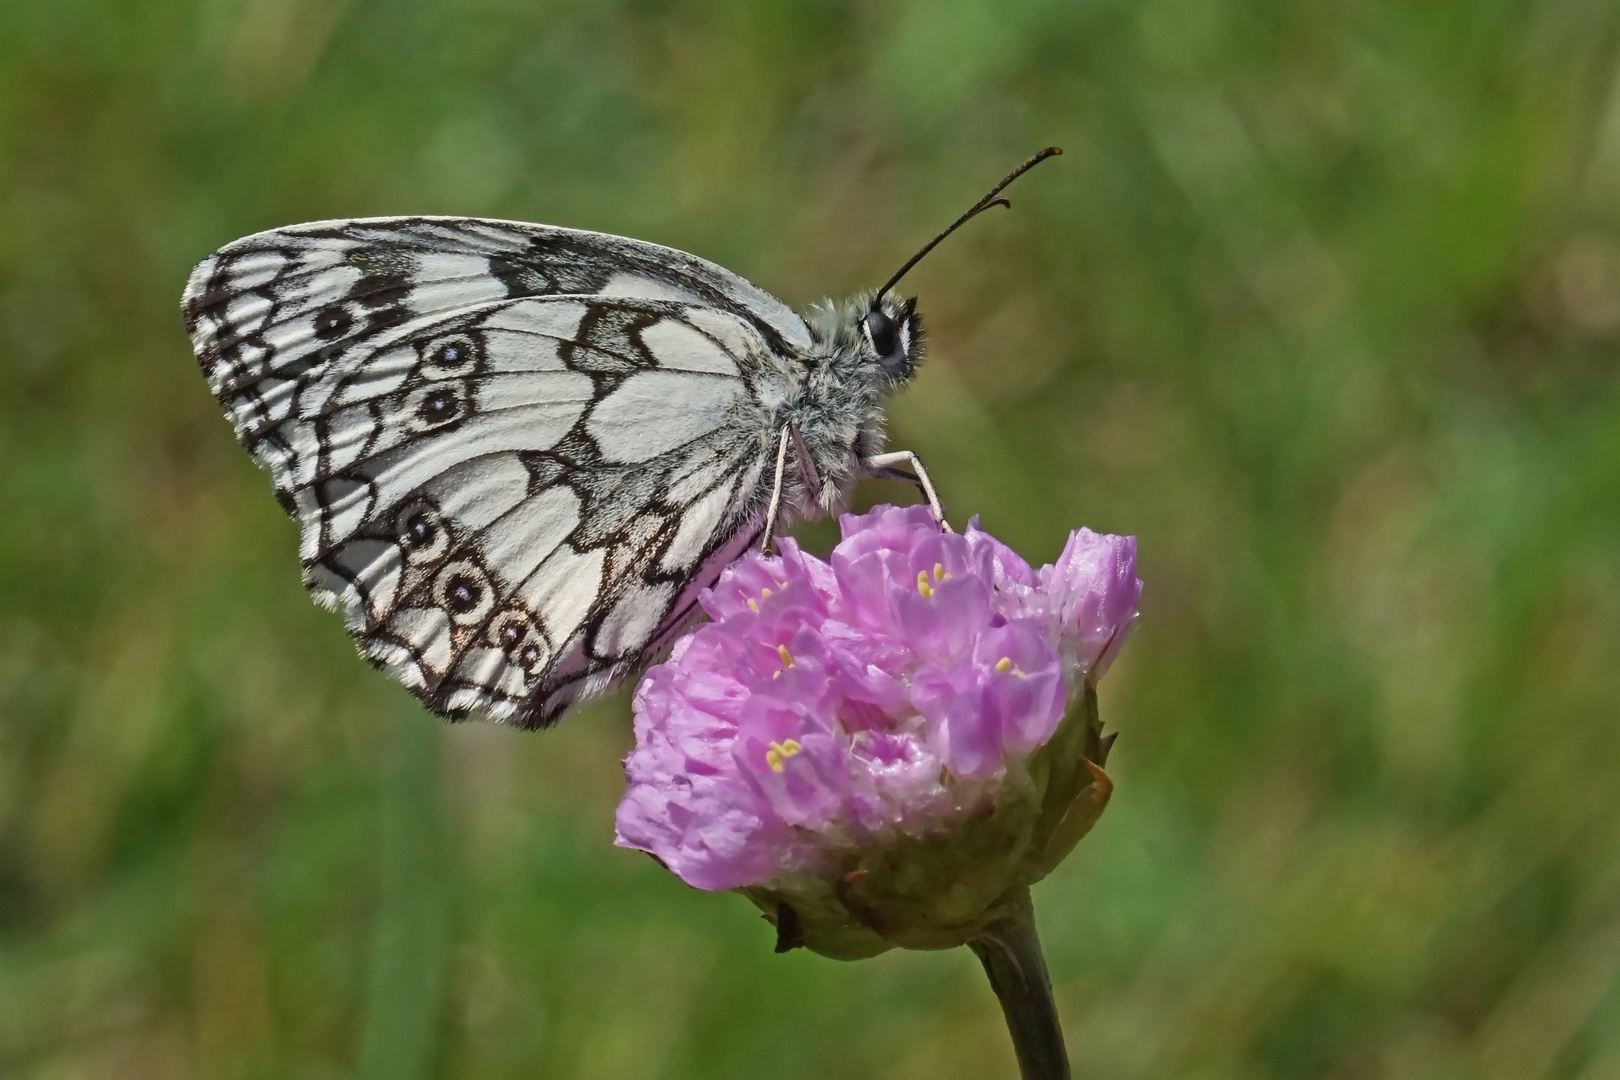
[183,217,808,727]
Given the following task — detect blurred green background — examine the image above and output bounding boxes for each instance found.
[4,0,1620,1077]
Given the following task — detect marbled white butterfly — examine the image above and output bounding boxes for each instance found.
[182,149,1059,727]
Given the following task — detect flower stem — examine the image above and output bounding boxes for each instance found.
[968,888,1070,1080]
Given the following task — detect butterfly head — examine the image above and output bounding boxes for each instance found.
[857,294,925,385]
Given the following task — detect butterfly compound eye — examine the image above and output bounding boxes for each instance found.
[862,310,898,358]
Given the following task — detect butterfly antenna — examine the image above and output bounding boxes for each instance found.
[871,146,1062,308]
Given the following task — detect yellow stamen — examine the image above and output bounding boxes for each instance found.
[934,562,948,582]
[761,587,772,599]
[765,738,802,773]
[995,657,1013,673]
[777,644,794,668]
[917,570,934,599]
[747,598,759,613]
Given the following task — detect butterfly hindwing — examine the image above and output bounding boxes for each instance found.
[182,219,804,726]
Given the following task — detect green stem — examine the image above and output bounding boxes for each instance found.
[967,888,1070,1080]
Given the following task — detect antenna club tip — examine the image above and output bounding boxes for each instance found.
[1044,146,1063,156]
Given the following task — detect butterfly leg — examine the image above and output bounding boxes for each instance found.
[861,450,952,532]
[759,426,793,554]
[789,426,823,502]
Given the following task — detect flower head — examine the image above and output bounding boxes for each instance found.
[614,505,1141,957]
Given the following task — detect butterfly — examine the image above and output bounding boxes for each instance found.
[181,149,1059,728]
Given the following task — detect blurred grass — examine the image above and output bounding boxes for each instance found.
[4,0,1620,1077]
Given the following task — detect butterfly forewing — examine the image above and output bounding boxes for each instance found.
[182,218,804,726]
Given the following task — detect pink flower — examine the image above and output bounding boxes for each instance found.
[1044,528,1141,679]
[614,505,1141,912]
